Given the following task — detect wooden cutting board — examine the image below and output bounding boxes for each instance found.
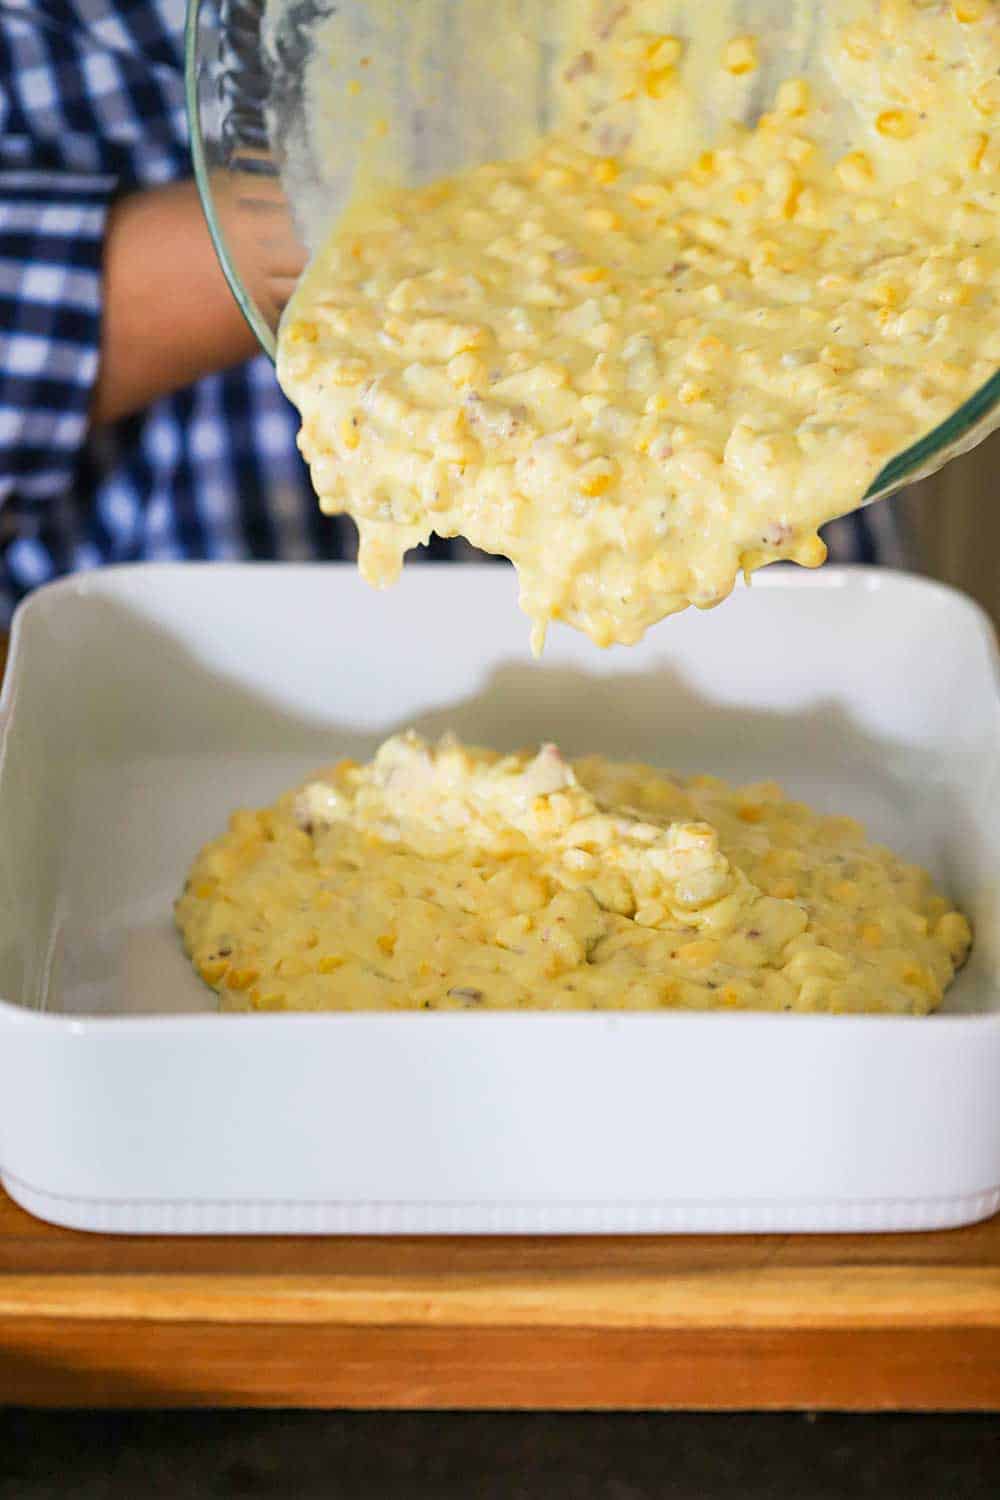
[2,1188,1000,1409]
[1,632,999,1410]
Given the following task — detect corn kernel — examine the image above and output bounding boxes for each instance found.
[317,954,346,974]
[778,180,803,220]
[198,957,230,985]
[723,35,758,75]
[952,0,989,21]
[940,282,974,307]
[274,955,307,979]
[644,35,683,66]
[252,991,286,1011]
[936,911,972,956]
[677,939,720,967]
[229,810,262,838]
[677,380,706,404]
[876,109,918,139]
[738,804,763,823]
[861,923,884,950]
[795,534,827,568]
[690,150,718,183]
[658,980,682,1008]
[785,136,816,168]
[775,78,810,116]
[226,966,260,991]
[340,416,361,451]
[771,878,799,900]
[629,182,670,210]
[832,880,860,904]
[879,0,910,36]
[285,321,318,345]
[580,469,615,497]
[376,932,397,956]
[585,207,624,231]
[836,151,875,191]
[326,358,369,387]
[794,185,822,222]
[749,241,778,275]
[192,881,217,900]
[686,334,728,370]
[842,23,876,60]
[572,265,610,284]
[967,133,989,171]
[734,179,762,206]
[971,79,1000,116]
[202,847,236,879]
[820,344,856,374]
[447,352,488,388]
[644,66,676,99]
[592,157,620,184]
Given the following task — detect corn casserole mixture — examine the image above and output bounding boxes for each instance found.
[278,0,1000,649]
[186,4,979,1013]
[176,734,971,1014]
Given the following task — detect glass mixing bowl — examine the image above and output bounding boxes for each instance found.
[186,0,1000,507]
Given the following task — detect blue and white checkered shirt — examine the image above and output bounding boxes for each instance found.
[0,0,910,629]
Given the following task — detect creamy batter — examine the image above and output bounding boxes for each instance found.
[176,734,971,1014]
[277,0,1000,648]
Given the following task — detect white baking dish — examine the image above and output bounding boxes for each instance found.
[0,562,998,1235]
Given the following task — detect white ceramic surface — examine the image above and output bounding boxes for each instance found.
[1,562,998,1234]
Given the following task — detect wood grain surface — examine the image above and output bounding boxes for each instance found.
[2,1189,1000,1409]
[2,631,999,1410]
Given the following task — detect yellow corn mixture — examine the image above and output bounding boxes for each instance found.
[176,734,971,1014]
[278,0,1000,649]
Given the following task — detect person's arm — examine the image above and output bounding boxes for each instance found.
[1,6,251,511]
[0,3,272,515]
[90,180,258,427]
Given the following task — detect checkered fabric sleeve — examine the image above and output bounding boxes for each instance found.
[0,0,187,510]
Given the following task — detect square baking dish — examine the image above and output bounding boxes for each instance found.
[1,561,998,1235]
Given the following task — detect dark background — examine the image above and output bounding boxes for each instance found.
[1,1411,998,1499]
